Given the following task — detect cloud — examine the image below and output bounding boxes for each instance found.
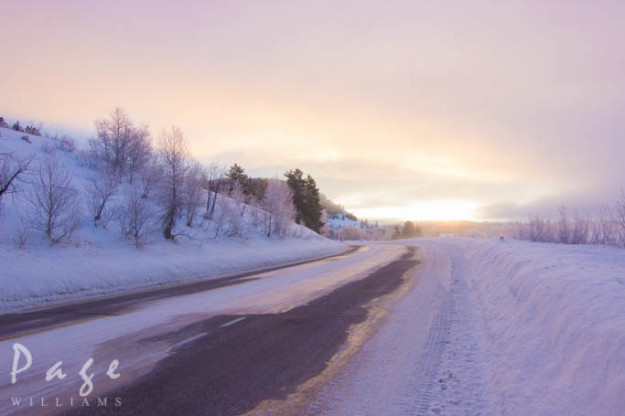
[2,0,625,221]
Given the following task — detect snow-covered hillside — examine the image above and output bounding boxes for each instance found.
[0,126,343,312]
[327,214,360,229]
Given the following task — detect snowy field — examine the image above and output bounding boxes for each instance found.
[310,238,625,416]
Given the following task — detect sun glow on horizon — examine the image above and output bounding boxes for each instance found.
[355,200,478,222]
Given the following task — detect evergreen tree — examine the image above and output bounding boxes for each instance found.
[285,168,306,224]
[284,169,324,233]
[303,175,324,232]
[12,121,23,132]
[392,225,402,239]
[227,163,247,193]
[246,177,268,202]
[400,221,422,238]
[227,163,246,182]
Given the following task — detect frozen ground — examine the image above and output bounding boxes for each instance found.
[306,238,625,416]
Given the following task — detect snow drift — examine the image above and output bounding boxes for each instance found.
[461,238,625,415]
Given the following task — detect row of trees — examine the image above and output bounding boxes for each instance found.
[392,221,423,239]
[1,108,329,247]
[0,117,42,136]
[518,195,625,246]
[329,222,389,241]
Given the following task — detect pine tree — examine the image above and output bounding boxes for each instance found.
[284,169,324,233]
[12,121,23,132]
[392,225,402,239]
[400,221,422,238]
[285,168,306,224]
[303,175,324,233]
[227,163,247,193]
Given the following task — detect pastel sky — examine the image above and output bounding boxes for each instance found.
[3,0,625,221]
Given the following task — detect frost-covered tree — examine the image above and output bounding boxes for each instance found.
[0,153,31,200]
[338,225,365,241]
[262,178,294,238]
[614,191,625,246]
[90,108,151,183]
[570,210,589,245]
[203,159,225,220]
[117,184,155,247]
[557,206,589,245]
[85,172,118,228]
[592,206,616,245]
[525,215,553,242]
[126,125,152,184]
[183,162,205,227]
[557,206,571,244]
[157,126,189,240]
[212,196,229,239]
[27,153,81,244]
[225,181,247,237]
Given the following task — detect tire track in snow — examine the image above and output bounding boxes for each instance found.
[428,242,496,415]
[301,244,455,416]
[412,290,454,415]
[305,241,496,416]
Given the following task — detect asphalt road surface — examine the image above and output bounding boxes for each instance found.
[0,244,419,416]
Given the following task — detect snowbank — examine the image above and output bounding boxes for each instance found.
[461,239,625,415]
[0,237,344,313]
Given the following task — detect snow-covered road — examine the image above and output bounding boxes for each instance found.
[0,244,406,415]
[306,238,625,416]
[303,240,494,415]
[3,238,625,416]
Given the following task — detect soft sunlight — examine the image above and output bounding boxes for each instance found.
[356,200,477,222]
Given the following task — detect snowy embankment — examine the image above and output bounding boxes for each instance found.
[0,237,344,313]
[443,238,625,415]
[0,125,345,313]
